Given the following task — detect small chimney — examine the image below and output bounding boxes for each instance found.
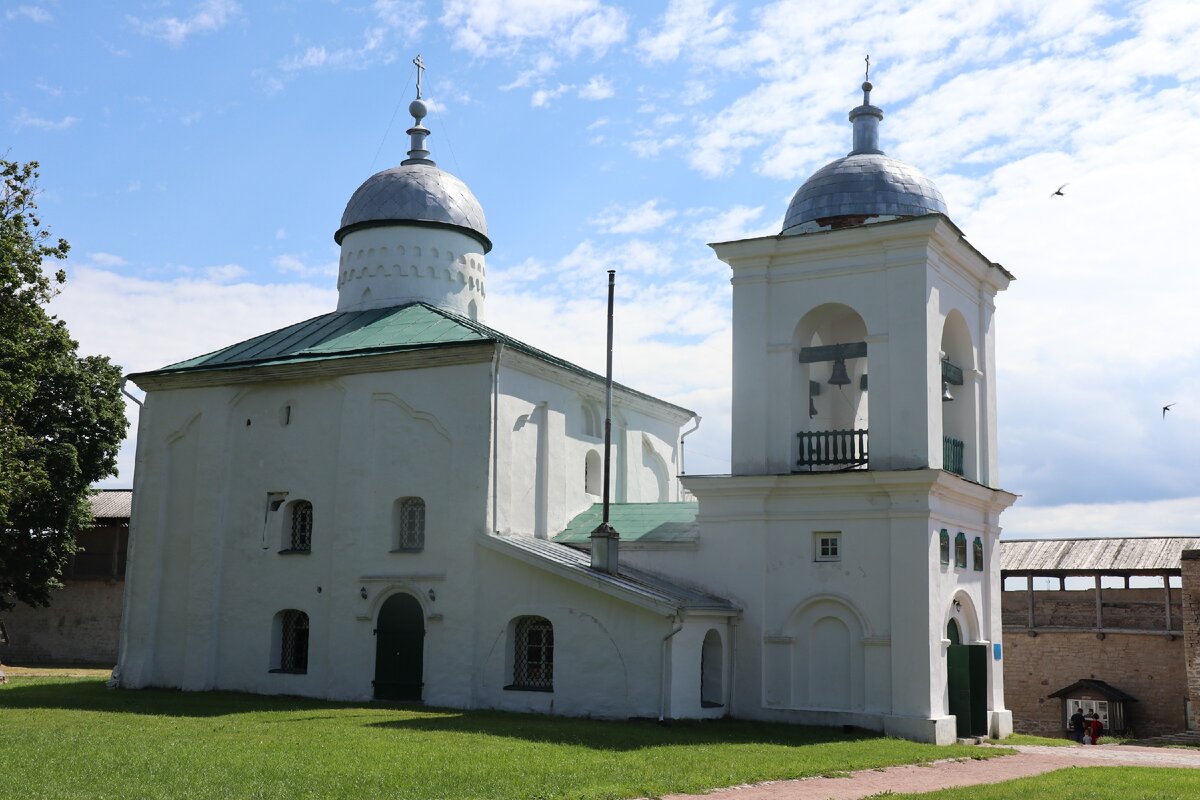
[590,270,620,574]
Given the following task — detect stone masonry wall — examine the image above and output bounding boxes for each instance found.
[0,580,123,665]
[1183,551,1200,731]
[1001,587,1183,631]
[1002,586,1189,738]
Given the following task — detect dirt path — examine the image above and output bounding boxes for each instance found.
[658,744,1200,800]
[0,664,113,678]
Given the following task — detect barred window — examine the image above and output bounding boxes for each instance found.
[954,532,967,568]
[939,529,950,565]
[394,497,425,552]
[273,610,309,674]
[510,616,553,691]
[973,536,984,571]
[288,501,313,552]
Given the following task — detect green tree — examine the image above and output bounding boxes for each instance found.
[1,159,128,611]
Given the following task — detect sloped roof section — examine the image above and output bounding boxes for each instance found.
[89,489,132,520]
[1048,678,1138,702]
[1001,537,1200,574]
[553,503,698,545]
[481,534,736,615]
[128,303,693,416]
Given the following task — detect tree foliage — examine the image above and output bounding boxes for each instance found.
[1,159,128,611]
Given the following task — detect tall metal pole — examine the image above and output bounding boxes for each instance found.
[602,269,615,524]
[590,270,619,573]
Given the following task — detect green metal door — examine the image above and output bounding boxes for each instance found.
[968,644,988,736]
[947,644,971,737]
[374,593,424,701]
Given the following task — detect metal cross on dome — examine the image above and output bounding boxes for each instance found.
[413,53,426,99]
[865,54,870,82]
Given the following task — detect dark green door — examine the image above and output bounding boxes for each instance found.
[967,644,988,736]
[374,593,424,701]
[947,644,971,737]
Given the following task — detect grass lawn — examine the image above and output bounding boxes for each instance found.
[1,677,1004,800]
[893,766,1200,799]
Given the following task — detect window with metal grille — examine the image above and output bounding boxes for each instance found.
[973,536,984,571]
[274,610,309,674]
[289,501,313,552]
[394,497,425,551]
[510,616,553,691]
[939,529,950,565]
[954,531,967,568]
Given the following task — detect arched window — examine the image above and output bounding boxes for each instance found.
[701,629,723,708]
[939,529,950,565]
[510,616,553,691]
[954,532,967,568]
[394,497,425,552]
[272,610,309,674]
[973,536,984,571]
[286,500,313,553]
[585,450,602,496]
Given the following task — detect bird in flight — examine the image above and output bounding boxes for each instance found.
[1163,403,1176,418]
[1050,183,1069,198]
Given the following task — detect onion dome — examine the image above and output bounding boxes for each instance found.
[782,79,946,234]
[334,98,491,252]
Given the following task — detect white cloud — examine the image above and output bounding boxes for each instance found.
[592,200,676,234]
[34,80,62,97]
[204,264,248,282]
[6,5,53,23]
[531,83,573,108]
[275,228,287,241]
[13,109,80,131]
[1003,497,1200,540]
[442,0,628,58]
[128,0,240,47]
[578,75,614,100]
[273,254,337,279]
[87,253,127,268]
[637,0,735,64]
[277,0,425,75]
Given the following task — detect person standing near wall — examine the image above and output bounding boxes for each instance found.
[1070,707,1086,743]
[1088,712,1104,745]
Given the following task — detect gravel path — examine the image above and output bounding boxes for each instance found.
[657,744,1200,800]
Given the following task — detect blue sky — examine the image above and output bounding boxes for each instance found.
[5,0,1200,538]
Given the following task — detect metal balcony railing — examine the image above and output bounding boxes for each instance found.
[944,436,965,476]
[797,428,868,470]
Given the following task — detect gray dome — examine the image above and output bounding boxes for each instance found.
[335,163,491,252]
[782,153,946,234]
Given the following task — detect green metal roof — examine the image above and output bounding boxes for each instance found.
[553,503,699,545]
[130,303,693,415]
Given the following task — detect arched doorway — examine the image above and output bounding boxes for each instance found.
[374,593,424,701]
[946,618,987,737]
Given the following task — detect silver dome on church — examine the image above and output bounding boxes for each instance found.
[782,80,945,235]
[334,99,491,252]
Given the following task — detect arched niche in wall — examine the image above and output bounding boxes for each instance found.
[939,309,977,480]
[793,304,870,468]
[785,595,867,711]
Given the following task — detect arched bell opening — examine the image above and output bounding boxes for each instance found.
[793,304,869,471]
[939,310,977,480]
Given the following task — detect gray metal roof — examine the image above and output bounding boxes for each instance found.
[782,153,946,233]
[482,534,738,614]
[335,163,491,252]
[1000,537,1200,574]
[89,489,132,520]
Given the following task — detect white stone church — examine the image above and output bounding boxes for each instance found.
[118,75,1016,744]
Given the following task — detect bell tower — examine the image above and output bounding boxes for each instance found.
[686,72,1018,745]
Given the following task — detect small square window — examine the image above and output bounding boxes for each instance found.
[814,532,841,562]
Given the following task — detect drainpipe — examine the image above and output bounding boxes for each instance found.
[491,344,505,534]
[120,376,143,407]
[678,413,701,499]
[659,613,685,722]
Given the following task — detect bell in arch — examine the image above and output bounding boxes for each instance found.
[828,358,852,386]
[942,381,954,402]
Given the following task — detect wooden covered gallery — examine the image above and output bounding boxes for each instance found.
[998,537,1200,738]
